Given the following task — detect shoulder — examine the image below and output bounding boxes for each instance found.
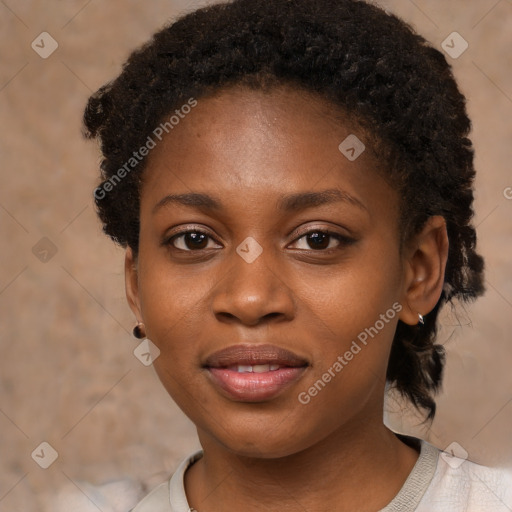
[130,482,171,512]
[130,481,171,512]
[418,441,512,512]
[131,450,203,512]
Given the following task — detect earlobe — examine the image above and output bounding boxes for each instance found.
[399,216,449,326]
[125,246,142,321]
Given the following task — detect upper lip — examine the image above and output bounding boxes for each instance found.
[204,344,308,368]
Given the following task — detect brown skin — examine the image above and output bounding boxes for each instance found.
[125,86,449,511]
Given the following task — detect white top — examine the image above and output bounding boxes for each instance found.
[131,437,512,512]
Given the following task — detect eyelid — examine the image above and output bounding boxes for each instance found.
[168,224,214,235]
[164,225,222,249]
[290,224,353,240]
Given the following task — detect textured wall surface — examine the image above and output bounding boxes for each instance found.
[0,0,511,510]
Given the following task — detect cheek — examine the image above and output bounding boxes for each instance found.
[296,250,402,395]
[138,264,213,412]
[138,253,212,335]
[297,252,401,343]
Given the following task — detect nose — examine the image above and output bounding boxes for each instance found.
[211,244,295,327]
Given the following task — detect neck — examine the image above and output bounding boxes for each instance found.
[185,413,420,512]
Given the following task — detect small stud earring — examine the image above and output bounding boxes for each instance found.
[418,314,424,325]
[133,322,146,339]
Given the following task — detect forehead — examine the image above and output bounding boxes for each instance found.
[140,85,396,219]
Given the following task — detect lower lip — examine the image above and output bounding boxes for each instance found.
[206,367,307,402]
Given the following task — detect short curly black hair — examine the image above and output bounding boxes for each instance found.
[83,0,485,422]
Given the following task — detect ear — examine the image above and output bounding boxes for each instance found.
[399,215,449,325]
[125,246,143,322]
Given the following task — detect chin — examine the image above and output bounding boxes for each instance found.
[209,421,316,460]
[225,440,302,460]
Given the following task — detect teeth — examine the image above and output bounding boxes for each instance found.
[252,364,270,373]
[232,364,282,373]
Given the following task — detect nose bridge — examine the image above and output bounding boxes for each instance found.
[211,238,294,324]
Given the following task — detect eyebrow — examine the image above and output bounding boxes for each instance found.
[152,188,368,215]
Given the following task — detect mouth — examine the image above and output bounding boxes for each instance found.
[204,344,309,402]
[224,363,285,372]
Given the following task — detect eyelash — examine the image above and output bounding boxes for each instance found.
[164,227,355,253]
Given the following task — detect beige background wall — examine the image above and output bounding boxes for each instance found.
[0,0,511,510]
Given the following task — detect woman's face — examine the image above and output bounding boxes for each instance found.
[127,86,408,458]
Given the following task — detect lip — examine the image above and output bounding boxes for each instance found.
[204,343,308,368]
[204,344,309,402]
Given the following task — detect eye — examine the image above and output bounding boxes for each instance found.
[289,229,354,251]
[166,229,222,251]
[164,227,355,253]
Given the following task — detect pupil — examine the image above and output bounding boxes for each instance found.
[308,232,329,250]
[186,232,207,249]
